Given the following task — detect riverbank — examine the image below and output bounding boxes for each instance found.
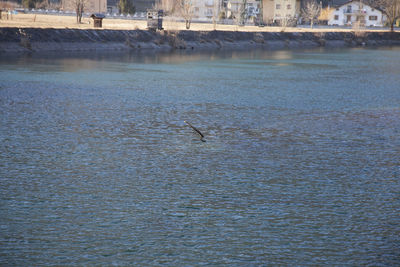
[1,27,400,54]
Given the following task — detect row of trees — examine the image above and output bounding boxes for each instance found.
[157,0,400,30]
[21,0,50,9]
[155,0,249,29]
[11,0,61,9]
[118,0,135,15]
[154,0,196,29]
[72,0,135,23]
[0,1,19,10]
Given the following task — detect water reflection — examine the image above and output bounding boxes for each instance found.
[1,48,301,69]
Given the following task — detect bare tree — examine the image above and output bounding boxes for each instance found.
[0,1,17,11]
[73,0,86,23]
[179,0,194,29]
[35,0,49,10]
[239,0,247,26]
[302,0,321,29]
[278,4,295,30]
[0,1,18,20]
[212,0,220,30]
[231,1,245,30]
[375,0,400,31]
[258,0,263,25]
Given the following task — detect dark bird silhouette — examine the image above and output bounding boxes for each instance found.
[184,120,206,142]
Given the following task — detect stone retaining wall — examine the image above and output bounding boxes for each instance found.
[1,27,400,53]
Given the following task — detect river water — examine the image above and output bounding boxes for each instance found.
[1,47,400,266]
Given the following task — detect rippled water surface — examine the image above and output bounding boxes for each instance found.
[1,48,400,265]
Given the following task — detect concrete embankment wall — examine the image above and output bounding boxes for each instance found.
[1,27,400,54]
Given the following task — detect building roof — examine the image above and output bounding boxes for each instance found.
[91,13,105,18]
[329,0,352,7]
[328,0,382,11]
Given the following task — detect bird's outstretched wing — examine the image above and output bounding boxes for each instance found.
[184,120,206,142]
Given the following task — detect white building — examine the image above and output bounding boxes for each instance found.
[328,1,385,27]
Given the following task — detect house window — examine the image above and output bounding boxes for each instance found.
[369,16,378,21]
[334,15,339,20]
[276,4,281,9]
[287,4,291,10]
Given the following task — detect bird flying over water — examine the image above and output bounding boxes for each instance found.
[184,120,206,142]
